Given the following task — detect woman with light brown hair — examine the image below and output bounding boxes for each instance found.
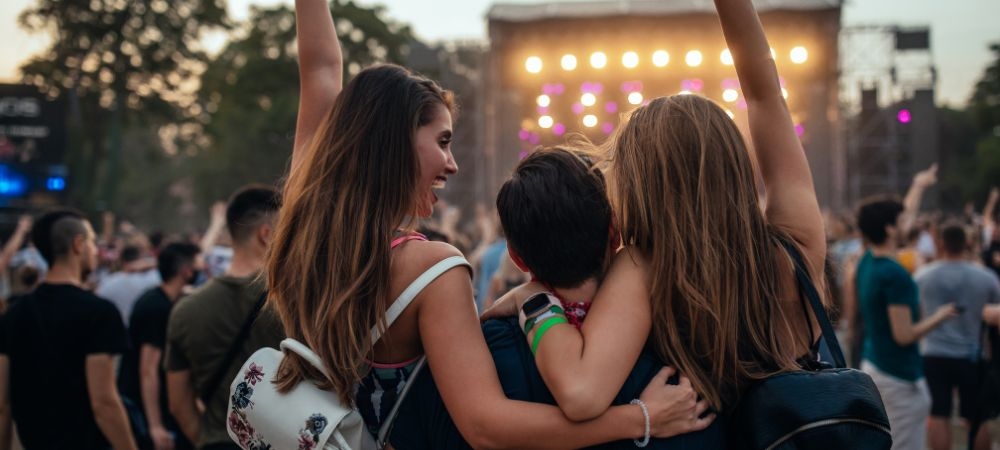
[255,0,708,448]
[486,0,828,422]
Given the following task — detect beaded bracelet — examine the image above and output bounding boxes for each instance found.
[630,398,651,448]
[529,316,568,354]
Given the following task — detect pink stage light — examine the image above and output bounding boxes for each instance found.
[518,129,530,141]
[621,81,643,93]
[605,102,619,113]
[553,123,567,136]
[794,124,805,137]
[897,109,912,124]
[528,133,541,145]
[601,123,615,134]
[571,103,585,115]
[519,151,530,160]
[681,79,704,92]
[721,78,740,90]
[536,106,550,115]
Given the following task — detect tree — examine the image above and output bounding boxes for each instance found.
[187,1,415,207]
[16,0,229,212]
[969,43,1000,137]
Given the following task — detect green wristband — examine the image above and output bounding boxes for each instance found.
[523,305,566,334]
[531,316,569,355]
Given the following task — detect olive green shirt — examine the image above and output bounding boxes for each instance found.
[165,274,284,448]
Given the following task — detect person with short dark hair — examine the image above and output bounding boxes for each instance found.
[915,223,1000,450]
[855,185,957,450]
[0,209,137,450]
[165,185,284,450]
[97,242,162,326]
[119,243,204,450]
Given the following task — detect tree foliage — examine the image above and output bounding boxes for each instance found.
[187,1,415,208]
[17,0,229,211]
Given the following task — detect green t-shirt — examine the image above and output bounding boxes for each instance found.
[165,274,284,448]
[856,250,923,381]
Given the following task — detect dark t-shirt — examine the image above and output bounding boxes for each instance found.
[0,283,127,450]
[164,275,284,448]
[118,287,173,418]
[389,318,726,449]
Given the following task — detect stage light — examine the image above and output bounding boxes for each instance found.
[722,89,739,103]
[590,52,607,69]
[572,103,585,115]
[537,94,551,107]
[525,56,542,73]
[622,51,640,69]
[897,109,911,124]
[553,123,567,136]
[46,176,66,191]
[628,92,644,105]
[770,48,777,60]
[539,115,554,128]
[795,124,806,137]
[652,50,670,67]
[781,88,789,99]
[583,114,598,127]
[790,46,808,64]
[602,123,615,134]
[679,90,693,95]
[721,49,734,66]
[581,93,597,106]
[561,54,578,71]
[685,50,703,67]
[726,110,735,119]
[605,102,619,113]
[518,129,531,141]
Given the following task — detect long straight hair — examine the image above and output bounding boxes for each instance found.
[267,65,454,403]
[607,94,810,411]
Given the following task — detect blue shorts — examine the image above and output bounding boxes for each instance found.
[388,317,727,449]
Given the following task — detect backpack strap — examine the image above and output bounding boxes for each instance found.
[778,238,847,369]
[370,255,471,343]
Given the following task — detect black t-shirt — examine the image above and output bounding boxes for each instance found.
[0,283,127,450]
[118,286,172,411]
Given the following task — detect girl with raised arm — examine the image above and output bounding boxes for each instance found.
[486,0,828,425]
[258,0,704,448]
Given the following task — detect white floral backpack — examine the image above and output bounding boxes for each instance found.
[226,255,470,450]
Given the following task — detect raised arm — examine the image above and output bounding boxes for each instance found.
[715,0,825,272]
[900,164,937,235]
[0,216,31,273]
[984,188,999,234]
[293,0,343,170]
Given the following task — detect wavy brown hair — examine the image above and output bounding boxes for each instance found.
[607,94,812,411]
[267,65,454,404]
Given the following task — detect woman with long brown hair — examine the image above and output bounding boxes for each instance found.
[487,0,827,423]
[260,0,710,448]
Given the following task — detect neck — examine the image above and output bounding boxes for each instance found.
[160,279,186,301]
[226,245,263,278]
[869,242,896,257]
[941,252,965,262]
[551,278,600,304]
[44,261,83,286]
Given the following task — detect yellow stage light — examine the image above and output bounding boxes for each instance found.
[652,50,670,67]
[627,92,643,105]
[622,51,640,69]
[537,94,551,107]
[679,90,693,95]
[721,49,734,66]
[561,54,577,71]
[722,89,739,103]
[685,50,703,67]
[790,46,808,64]
[583,114,598,127]
[525,56,542,73]
[590,52,607,69]
[539,115,554,129]
[581,93,597,106]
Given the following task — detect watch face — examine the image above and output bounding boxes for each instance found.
[521,293,552,316]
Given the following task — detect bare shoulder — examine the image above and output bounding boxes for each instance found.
[389,240,472,298]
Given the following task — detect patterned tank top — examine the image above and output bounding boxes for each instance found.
[355,232,427,437]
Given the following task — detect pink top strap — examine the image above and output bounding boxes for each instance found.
[391,232,428,249]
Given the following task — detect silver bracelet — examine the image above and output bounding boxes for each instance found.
[630,398,650,448]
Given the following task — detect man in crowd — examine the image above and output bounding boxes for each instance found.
[0,209,137,450]
[165,185,283,450]
[915,223,1000,450]
[98,243,161,325]
[119,243,204,450]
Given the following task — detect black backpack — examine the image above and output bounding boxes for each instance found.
[729,241,891,450]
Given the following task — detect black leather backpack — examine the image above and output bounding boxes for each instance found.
[729,241,891,450]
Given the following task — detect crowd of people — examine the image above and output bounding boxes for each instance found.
[0,0,997,449]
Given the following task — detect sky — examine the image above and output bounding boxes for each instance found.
[1,0,997,107]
